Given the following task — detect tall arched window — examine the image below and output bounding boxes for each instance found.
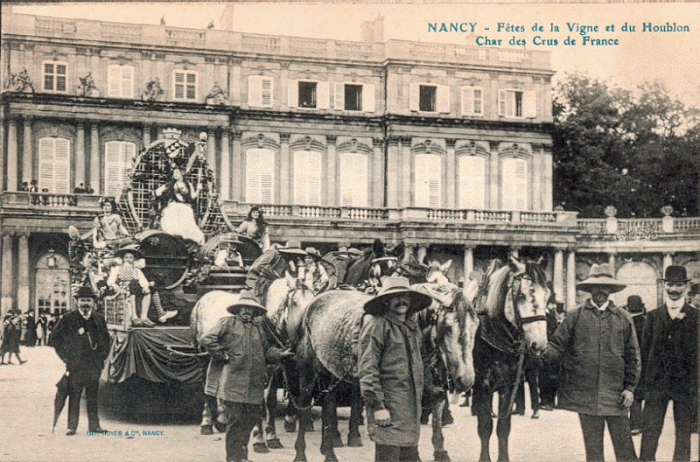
[39,137,71,194]
[246,148,275,204]
[414,154,441,208]
[35,251,70,316]
[105,141,136,198]
[458,155,486,209]
[501,157,528,210]
[293,150,322,206]
[339,153,368,207]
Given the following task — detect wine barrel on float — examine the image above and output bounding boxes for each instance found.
[136,229,190,290]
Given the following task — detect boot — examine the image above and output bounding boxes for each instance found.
[158,310,178,323]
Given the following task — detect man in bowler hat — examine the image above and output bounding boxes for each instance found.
[639,266,698,461]
[49,286,111,435]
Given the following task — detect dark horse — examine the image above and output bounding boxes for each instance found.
[471,257,550,462]
[289,285,479,462]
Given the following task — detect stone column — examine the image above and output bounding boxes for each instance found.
[400,137,412,208]
[280,134,290,204]
[403,243,415,262]
[386,137,400,208]
[489,141,500,210]
[142,123,152,147]
[22,117,32,186]
[663,253,674,273]
[1,233,14,316]
[554,248,564,303]
[608,252,617,272]
[7,118,18,191]
[90,124,99,195]
[417,246,428,265]
[510,246,520,259]
[231,131,242,202]
[446,138,456,208]
[17,233,29,315]
[464,246,474,279]
[220,128,230,201]
[566,249,577,310]
[532,144,542,211]
[372,138,384,207]
[76,122,86,191]
[207,129,217,173]
[543,144,553,211]
[326,135,337,206]
[0,106,5,190]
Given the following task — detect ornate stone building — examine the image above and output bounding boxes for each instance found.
[1,11,699,316]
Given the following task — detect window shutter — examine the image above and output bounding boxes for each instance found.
[409,83,420,112]
[415,154,441,208]
[287,79,298,107]
[174,72,184,99]
[524,90,537,118]
[246,149,275,204]
[458,155,486,209]
[261,77,273,107]
[514,159,528,210]
[186,72,196,100]
[248,75,262,107]
[334,83,344,110]
[105,142,122,197]
[294,151,322,205]
[54,139,70,194]
[437,85,450,113]
[498,89,507,116]
[56,64,67,92]
[362,84,375,113]
[460,86,472,116]
[122,66,133,98]
[473,87,483,114]
[317,81,330,109]
[39,138,55,192]
[108,65,120,97]
[340,153,368,207]
[308,151,322,205]
[44,63,54,91]
[502,158,527,210]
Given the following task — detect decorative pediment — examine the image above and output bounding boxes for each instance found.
[290,135,325,152]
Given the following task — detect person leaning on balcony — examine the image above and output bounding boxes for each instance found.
[92,197,131,250]
[639,266,698,462]
[543,263,640,462]
[236,205,270,251]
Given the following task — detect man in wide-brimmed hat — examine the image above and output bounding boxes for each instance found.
[200,290,292,462]
[358,276,432,462]
[544,263,640,462]
[246,240,307,306]
[639,266,698,461]
[49,286,111,435]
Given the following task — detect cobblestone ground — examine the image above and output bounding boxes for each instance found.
[1,346,697,462]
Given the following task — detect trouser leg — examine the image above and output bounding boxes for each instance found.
[605,414,638,462]
[84,370,101,430]
[579,413,606,462]
[630,398,643,430]
[671,399,692,461]
[376,444,402,462]
[399,445,420,462]
[527,367,540,411]
[67,374,85,431]
[640,394,670,461]
[224,402,262,462]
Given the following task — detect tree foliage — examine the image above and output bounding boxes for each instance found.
[553,72,700,218]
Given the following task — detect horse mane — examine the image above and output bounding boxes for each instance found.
[483,265,512,319]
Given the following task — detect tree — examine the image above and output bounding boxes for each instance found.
[553,72,699,218]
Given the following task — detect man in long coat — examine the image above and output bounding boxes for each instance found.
[639,266,698,461]
[358,276,433,462]
[49,286,111,435]
[199,290,290,462]
[544,264,640,462]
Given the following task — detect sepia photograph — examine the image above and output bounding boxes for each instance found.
[1,1,699,461]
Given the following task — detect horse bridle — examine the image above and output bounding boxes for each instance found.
[509,273,547,328]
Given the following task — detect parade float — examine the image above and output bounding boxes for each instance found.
[67,129,262,416]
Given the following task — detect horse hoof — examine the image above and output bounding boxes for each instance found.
[301,421,314,432]
[200,425,213,435]
[214,421,226,433]
[434,450,451,462]
[252,442,269,453]
[324,455,339,462]
[331,434,344,448]
[347,434,363,447]
[284,420,297,432]
[266,437,284,449]
[294,455,308,462]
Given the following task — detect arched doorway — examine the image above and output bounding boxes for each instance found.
[35,251,71,316]
[612,261,660,311]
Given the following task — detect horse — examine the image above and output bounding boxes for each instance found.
[288,283,479,462]
[470,257,550,462]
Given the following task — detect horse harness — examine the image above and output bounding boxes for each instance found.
[478,271,546,419]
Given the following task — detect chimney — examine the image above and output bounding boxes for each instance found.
[361,14,384,43]
[220,5,234,31]
[373,14,384,43]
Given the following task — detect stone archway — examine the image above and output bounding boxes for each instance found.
[612,261,660,312]
[35,251,71,316]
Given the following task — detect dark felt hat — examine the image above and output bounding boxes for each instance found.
[363,276,433,317]
[74,286,98,300]
[114,244,144,260]
[226,290,267,317]
[626,295,645,314]
[662,265,690,283]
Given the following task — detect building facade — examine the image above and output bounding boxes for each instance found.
[1,11,699,317]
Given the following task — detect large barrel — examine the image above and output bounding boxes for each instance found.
[136,230,190,290]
